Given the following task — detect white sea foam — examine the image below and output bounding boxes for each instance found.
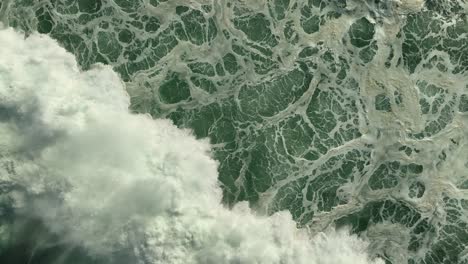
[0,27,383,264]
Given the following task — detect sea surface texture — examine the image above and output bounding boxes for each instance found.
[0,0,467,263]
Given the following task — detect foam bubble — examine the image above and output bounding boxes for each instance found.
[0,27,383,264]
[398,0,425,12]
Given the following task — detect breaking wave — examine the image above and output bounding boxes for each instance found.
[0,27,382,264]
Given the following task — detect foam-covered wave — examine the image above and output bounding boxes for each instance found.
[0,27,383,264]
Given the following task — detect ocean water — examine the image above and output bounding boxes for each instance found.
[0,0,467,263]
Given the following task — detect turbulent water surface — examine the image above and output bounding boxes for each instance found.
[0,0,468,263]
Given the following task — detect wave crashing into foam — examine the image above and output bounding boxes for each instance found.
[0,27,382,264]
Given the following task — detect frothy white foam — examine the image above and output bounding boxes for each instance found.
[0,27,383,264]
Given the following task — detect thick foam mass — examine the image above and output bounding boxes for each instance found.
[0,28,382,264]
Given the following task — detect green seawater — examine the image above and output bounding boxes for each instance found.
[1,0,468,263]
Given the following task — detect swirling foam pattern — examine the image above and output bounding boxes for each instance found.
[1,0,468,263]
